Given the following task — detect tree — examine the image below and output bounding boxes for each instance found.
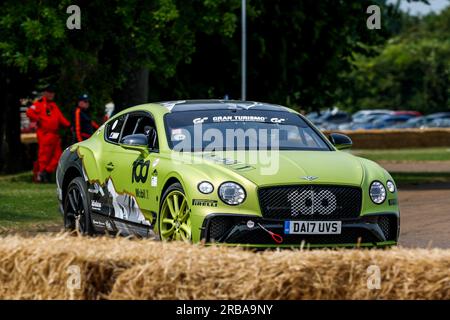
[0,0,433,172]
[0,0,240,173]
[336,6,450,113]
[155,0,402,111]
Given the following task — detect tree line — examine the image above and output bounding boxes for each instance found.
[1,0,445,173]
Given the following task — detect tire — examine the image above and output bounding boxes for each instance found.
[64,177,95,235]
[159,183,192,242]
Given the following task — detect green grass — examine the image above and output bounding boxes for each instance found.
[391,172,450,186]
[0,172,61,230]
[352,147,450,162]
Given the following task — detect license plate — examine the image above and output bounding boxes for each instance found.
[284,221,342,235]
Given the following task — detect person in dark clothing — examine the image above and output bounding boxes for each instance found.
[72,94,99,142]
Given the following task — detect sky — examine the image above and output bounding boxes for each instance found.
[387,0,450,15]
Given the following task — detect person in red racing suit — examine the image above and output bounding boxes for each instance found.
[72,94,99,142]
[26,85,70,182]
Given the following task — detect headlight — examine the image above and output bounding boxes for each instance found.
[386,180,396,193]
[198,181,214,194]
[218,182,246,205]
[369,181,386,204]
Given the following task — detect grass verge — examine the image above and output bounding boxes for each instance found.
[353,147,450,162]
[0,172,60,231]
[391,172,450,186]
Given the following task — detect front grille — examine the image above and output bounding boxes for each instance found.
[378,215,398,241]
[258,185,362,220]
[208,216,234,241]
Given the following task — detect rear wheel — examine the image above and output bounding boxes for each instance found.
[159,183,192,241]
[64,177,94,235]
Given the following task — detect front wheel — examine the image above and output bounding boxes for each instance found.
[64,177,94,235]
[159,183,192,241]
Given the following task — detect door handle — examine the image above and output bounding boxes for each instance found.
[105,162,115,171]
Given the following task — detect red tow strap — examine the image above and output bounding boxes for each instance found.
[257,223,283,244]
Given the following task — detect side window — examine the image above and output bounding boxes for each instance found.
[121,114,141,138]
[105,115,126,143]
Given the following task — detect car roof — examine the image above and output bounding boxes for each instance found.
[354,109,392,115]
[112,100,297,121]
[376,114,413,121]
[155,100,291,113]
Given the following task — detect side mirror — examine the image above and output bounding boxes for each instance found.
[120,134,149,155]
[329,133,352,150]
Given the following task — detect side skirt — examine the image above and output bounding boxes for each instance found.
[91,211,158,239]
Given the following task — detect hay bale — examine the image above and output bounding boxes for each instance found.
[0,234,122,299]
[109,248,450,300]
[0,234,448,299]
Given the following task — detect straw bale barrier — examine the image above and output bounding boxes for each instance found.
[0,234,448,300]
[323,129,450,149]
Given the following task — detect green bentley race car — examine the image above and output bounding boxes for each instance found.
[56,100,399,247]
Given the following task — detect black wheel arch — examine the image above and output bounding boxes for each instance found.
[160,177,182,202]
[62,166,83,202]
[59,149,85,202]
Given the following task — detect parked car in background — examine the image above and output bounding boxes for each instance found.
[312,108,449,131]
[394,112,450,129]
[339,113,388,130]
[371,114,418,129]
[314,111,352,130]
[337,109,393,130]
[392,116,427,129]
[424,112,450,123]
[429,118,450,128]
[352,109,393,123]
[393,110,422,117]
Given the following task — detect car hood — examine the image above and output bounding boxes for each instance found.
[192,150,365,187]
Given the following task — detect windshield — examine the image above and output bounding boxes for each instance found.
[164,110,331,152]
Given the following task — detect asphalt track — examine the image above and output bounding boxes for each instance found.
[376,160,449,248]
[398,184,450,249]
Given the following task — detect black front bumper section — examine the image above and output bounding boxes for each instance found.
[200,213,399,246]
